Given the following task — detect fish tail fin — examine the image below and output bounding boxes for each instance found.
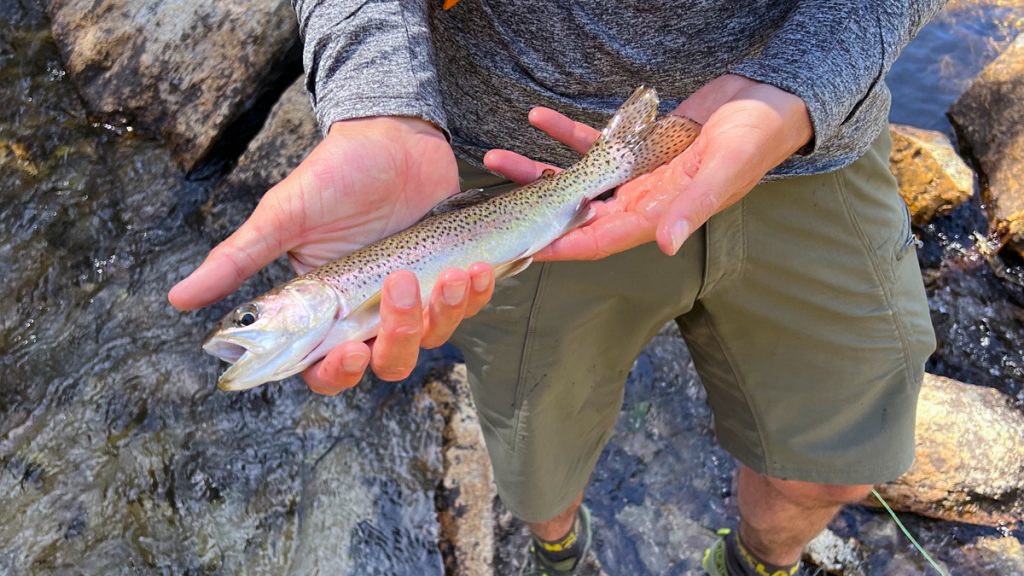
[592,86,702,179]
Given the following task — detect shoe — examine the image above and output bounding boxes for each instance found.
[519,505,593,576]
[702,528,732,576]
[702,528,826,576]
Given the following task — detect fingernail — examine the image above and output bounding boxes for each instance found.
[389,277,418,309]
[471,272,490,293]
[342,353,368,373]
[442,280,467,305]
[670,219,690,255]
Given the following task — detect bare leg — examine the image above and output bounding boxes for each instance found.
[737,465,873,565]
[527,490,585,541]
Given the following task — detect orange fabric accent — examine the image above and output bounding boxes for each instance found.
[443,0,461,10]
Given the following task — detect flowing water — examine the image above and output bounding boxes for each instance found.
[1,1,1022,574]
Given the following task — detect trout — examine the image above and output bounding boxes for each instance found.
[203,86,700,390]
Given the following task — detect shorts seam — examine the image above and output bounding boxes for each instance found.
[511,263,551,454]
[834,170,918,386]
[754,453,914,484]
[698,308,771,473]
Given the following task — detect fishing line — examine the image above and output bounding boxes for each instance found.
[871,488,949,576]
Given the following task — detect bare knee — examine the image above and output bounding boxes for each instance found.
[766,476,873,506]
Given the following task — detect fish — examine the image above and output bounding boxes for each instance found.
[203,86,701,390]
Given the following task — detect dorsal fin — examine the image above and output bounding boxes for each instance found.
[425,168,559,219]
[425,187,503,218]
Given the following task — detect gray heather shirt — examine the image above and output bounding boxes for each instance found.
[293,1,946,177]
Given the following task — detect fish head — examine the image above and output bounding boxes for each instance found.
[203,278,340,391]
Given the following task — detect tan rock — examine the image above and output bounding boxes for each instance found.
[427,364,497,576]
[873,373,1024,527]
[949,35,1024,255]
[888,124,974,226]
[960,536,1024,574]
[45,0,298,170]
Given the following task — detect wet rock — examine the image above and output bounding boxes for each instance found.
[204,77,319,239]
[959,536,1024,574]
[888,124,974,225]
[427,365,497,576]
[44,0,299,170]
[874,373,1024,527]
[949,34,1024,256]
[290,389,446,575]
[804,529,868,576]
[220,77,319,194]
[615,502,716,575]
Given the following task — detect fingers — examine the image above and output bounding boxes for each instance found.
[302,341,371,395]
[534,211,653,262]
[303,264,495,394]
[371,270,425,381]
[302,270,426,393]
[655,130,760,256]
[483,107,600,184]
[483,149,560,185]
[528,107,601,154]
[420,262,494,348]
[421,268,469,349]
[464,262,495,317]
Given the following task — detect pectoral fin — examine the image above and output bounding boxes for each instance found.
[494,257,533,281]
[349,289,382,320]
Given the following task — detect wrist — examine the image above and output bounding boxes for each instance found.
[328,116,446,140]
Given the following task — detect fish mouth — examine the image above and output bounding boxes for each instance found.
[203,339,248,364]
[205,336,320,392]
[203,337,261,391]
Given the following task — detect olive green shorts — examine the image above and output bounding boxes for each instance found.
[450,130,936,523]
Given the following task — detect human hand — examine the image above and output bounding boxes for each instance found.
[484,75,814,260]
[168,116,495,395]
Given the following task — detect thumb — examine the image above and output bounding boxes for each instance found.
[654,134,762,256]
[168,203,290,311]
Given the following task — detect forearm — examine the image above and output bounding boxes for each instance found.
[729,0,947,152]
[292,0,448,135]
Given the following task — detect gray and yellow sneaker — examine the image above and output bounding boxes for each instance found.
[519,505,593,576]
[702,528,733,576]
[703,528,824,576]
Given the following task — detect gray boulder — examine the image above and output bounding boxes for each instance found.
[45,0,299,170]
[203,76,319,241]
[949,34,1024,256]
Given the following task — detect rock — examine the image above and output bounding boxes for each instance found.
[888,124,974,226]
[873,373,1024,527]
[959,536,1024,574]
[615,502,715,575]
[804,529,868,576]
[427,365,497,576]
[45,0,299,171]
[949,34,1024,256]
[221,77,319,192]
[203,77,319,241]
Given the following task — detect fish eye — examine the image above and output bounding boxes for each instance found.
[236,305,258,327]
